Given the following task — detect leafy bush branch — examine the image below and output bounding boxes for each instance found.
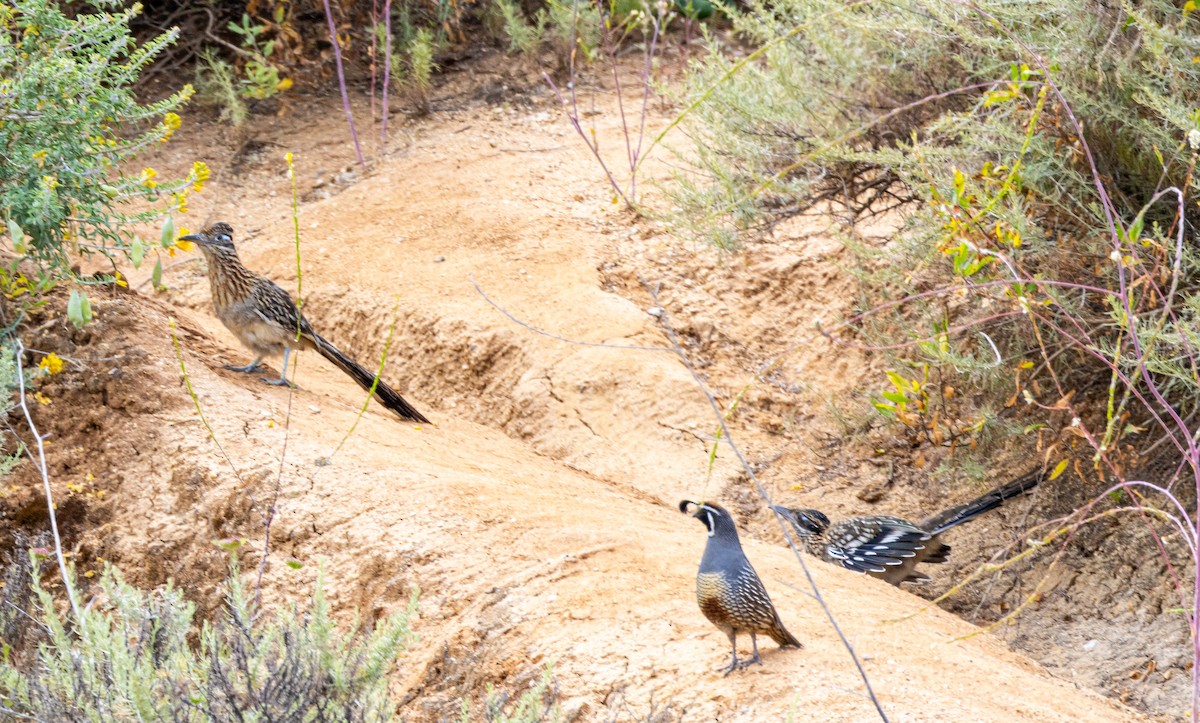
[0,0,202,313]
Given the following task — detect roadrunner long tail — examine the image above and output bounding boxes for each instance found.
[919,470,1042,535]
[310,333,430,423]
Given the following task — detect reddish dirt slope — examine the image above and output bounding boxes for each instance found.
[7,59,1145,720]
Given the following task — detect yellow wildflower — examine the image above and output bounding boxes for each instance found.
[140,167,157,189]
[191,160,210,193]
[173,190,188,214]
[41,175,58,190]
[175,225,195,253]
[161,112,181,142]
[33,391,51,405]
[38,353,63,375]
[31,149,46,167]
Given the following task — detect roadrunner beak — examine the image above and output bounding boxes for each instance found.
[179,233,205,244]
[769,504,791,519]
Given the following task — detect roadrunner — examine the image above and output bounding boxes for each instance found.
[771,470,1042,585]
[181,222,430,424]
[680,500,802,674]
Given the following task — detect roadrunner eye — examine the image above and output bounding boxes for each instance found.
[216,233,231,243]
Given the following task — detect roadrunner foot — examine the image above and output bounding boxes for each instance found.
[261,376,295,388]
[225,361,262,373]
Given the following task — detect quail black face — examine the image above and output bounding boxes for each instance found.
[770,506,830,535]
[182,221,236,250]
[680,499,727,537]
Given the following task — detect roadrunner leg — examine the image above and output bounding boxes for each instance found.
[225,357,263,373]
[262,347,294,387]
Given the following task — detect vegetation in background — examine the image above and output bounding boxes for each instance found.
[460,666,563,722]
[196,49,249,126]
[0,554,417,721]
[671,0,1200,475]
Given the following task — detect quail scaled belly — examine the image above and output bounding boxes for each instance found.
[680,500,802,674]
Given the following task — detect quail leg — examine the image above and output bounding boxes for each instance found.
[720,630,740,676]
[736,632,763,669]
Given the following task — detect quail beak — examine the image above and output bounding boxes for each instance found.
[678,499,700,517]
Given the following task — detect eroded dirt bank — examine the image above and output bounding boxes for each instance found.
[2,53,1165,719]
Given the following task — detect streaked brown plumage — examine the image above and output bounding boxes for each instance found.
[680,500,802,674]
[771,470,1042,585]
[181,222,429,424]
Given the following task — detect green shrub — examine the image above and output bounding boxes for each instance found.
[493,0,545,55]
[0,556,417,721]
[543,0,602,65]
[0,0,202,277]
[196,49,249,126]
[408,28,438,112]
[460,666,562,722]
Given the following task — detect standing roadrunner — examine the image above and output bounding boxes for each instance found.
[771,470,1042,585]
[679,500,802,674]
[181,222,430,424]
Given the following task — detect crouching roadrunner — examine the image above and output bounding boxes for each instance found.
[181,222,430,424]
[680,500,802,674]
[770,470,1042,585]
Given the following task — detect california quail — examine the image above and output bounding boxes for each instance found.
[680,500,802,674]
[771,471,1041,585]
[180,222,430,423]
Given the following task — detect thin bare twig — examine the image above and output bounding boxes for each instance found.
[322,0,366,168]
[470,275,671,352]
[13,340,81,622]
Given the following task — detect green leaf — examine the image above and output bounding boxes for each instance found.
[213,537,244,551]
[881,390,908,404]
[7,219,26,255]
[130,237,144,268]
[67,290,93,328]
[160,215,175,248]
[1126,211,1144,245]
[285,560,303,570]
[151,258,163,290]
